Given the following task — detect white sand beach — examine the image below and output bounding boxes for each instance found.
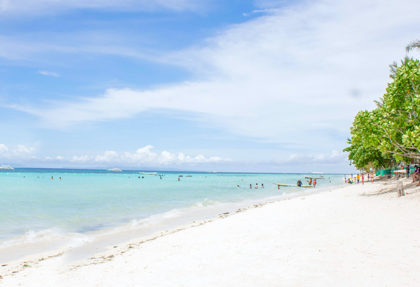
[1,180,420,286]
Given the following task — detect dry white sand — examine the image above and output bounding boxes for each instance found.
[1,181,420,286]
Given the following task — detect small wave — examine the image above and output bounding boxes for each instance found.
[0,229,60,248]
[127,209,185,229]
[0,228,92,249]
[121,200,222,232]
[127,199,222,229]
[191,198,220,208]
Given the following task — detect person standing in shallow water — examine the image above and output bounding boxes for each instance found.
[313,179,317,188]
[297,179,302,187]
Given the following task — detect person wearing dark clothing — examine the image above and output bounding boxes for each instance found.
[413,165,420,185]
[297,179,302,187]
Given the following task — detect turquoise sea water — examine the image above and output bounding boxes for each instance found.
[0,169,344,247]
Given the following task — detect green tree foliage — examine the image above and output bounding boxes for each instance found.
[379,58,420,161]
[344,110,395,170]
[344,57,419,170]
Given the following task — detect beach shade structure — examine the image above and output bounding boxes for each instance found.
[392,170,406,174]
[376,169,391,176]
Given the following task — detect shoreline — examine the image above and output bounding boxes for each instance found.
[0,171,344,250]
[0,183,338,266]
[1,180,420,286]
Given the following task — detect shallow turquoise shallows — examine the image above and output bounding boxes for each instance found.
[0,169,344,242]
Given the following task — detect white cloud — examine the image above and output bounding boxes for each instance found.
[71,155,90,162]
[0,144,226,167]
[0,0,201,14]
[67,145,228,166]
[129,145,157,162]
[44,155,64,161]
[14,0,419,152]
[253,0,288,9]
[15,144,35,154]
[38,70,60,77]
[285,149,346,165]
[1,0,417,172]
[0,144,8,153]
[0,144,36,159]
[0,143,350,171]
[95,150,119,162]
[0,33,160,61]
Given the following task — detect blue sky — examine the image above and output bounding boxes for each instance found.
[0,0,419,172]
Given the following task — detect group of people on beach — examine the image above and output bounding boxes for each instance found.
[345,164,420,186]
[345,173,374,184]
[307,178,317,187]
[412,165,420,186]
[388,164,420,185]
[296,178,317,187]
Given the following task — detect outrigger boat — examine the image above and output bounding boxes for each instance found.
[304,176,324,179]
[275,183,313,188]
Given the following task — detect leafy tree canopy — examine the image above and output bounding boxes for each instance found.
[344,54,419,170]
